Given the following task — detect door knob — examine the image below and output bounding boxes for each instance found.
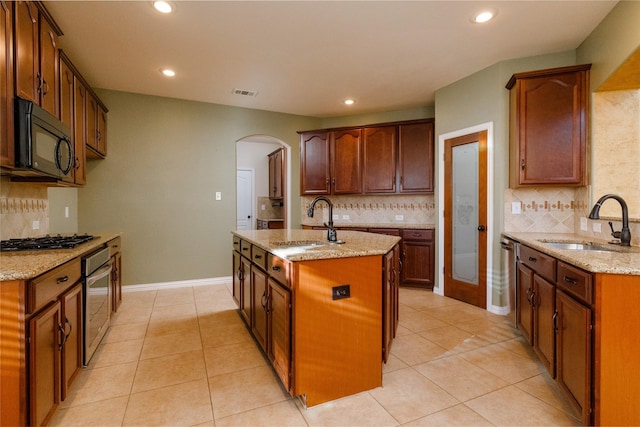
[477,225,486,231]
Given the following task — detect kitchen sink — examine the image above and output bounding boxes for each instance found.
[539,240,621,252]
[272,240,327,247]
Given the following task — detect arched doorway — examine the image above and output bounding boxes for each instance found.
[236,135,290,230]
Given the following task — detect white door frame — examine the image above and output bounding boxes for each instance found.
[438,122,496,312]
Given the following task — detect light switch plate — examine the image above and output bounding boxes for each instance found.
[580,217,588,231]
[511,202,522,214]
[215,192,222,200]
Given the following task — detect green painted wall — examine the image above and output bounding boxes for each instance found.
[77,90,320,285]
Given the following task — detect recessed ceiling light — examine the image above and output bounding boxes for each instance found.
[153,1,173,14]
[160,68,176,77]
[472,9,497,24]
[344,99,355,105]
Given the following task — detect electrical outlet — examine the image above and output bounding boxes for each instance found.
[261,204,265,211]
[65,206,69,218]
[342,214,350,220]
[580,217,588,231]
[511,202,522,214]
[593,222,602,233]
[332,284,350,300]
[333,214,339,220]
[395,215,404,221]
[32,220,40,230]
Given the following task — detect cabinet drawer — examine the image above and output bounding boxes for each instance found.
[239,239,251,258]
[232,235,241,251]
[518,245,556,282]
[557,262,592,305]
[369,228,400,236]
[28,258,81,315]
[251,246,268,271]
[401,229,434,241]
[267,253,289,287]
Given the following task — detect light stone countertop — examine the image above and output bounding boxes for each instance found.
[502,232,640,276]
[0,233,122,281]
[232,229,400,262]
[300,222,435,230]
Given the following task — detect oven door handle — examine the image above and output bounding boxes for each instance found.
[86,263,112,286]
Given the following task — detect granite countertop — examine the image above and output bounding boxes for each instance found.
[301,222,435,230]
[503,232,640,276]
[0,233,121,281]
[232,229,400,262]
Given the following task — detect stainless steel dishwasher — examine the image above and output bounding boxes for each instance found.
[500,235,517,327]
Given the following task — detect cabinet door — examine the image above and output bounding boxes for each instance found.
[382,250,394,363]
[300,132,330,195]
[400,240,434,288]
[398,122,434,193]
[556,290,591,424]
[38,14,58,116]
[61,283,82,401]
[533,275,555,377]
[268,278,291,391]
[111,252,122,313]
[240,256,252,325]
[73,76,87,185]
[251,265,268,352]
[86,94,99,154]
[59,55,76,184]
[97,103,107,156]
[512,67,588,186]
[363,126,397,193]
[13,0,39,103]
[331,129,362,194]
[1,0,13,167]
[268,148,283,199]
[232,250,242,305]
[516,262,534,344]
[29,301,61,427]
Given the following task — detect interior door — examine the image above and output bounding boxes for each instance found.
[236,168,254,230]
[444,131,487,308]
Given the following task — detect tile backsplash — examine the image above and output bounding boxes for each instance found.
[504,185,639,246]
[256,196,283,220]
[0,178,49,239]
[302,194,435,227]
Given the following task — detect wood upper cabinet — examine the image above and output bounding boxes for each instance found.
[268,147,284,199]
[398,121,434,193]
[299,130,362,195]
[300,132,330,195]
[331,129,362,194]
[58,52,77,185]
[86,92,107,158]
[363,126,397,193]
[14,1,61,116]
[507,64,591,187]
[1,0,14,168]
[74,74,89,182]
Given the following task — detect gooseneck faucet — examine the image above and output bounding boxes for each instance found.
[307,196,337,242]
[588,194,631,246]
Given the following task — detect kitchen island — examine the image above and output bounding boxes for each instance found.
[231,229,400,407]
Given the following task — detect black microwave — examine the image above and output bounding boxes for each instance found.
[14,97,74,180]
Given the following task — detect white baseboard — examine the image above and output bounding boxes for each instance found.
[122,276,232,292]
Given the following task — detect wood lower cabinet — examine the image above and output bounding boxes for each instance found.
[400,228,434,289]
[251,264,268,352]
[268,277,291,391]
[61,283,83,401]
[382,246,399,363]
[109,237,122,313]
[532,274,555,376]
[29,300,61,427]
[507,64,590,187]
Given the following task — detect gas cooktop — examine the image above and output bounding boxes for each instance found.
[0,234,96,252]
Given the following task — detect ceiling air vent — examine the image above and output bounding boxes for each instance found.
[232,88,258,97]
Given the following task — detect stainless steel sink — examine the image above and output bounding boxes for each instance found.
[273,240,327,247]
[540,241,620,252]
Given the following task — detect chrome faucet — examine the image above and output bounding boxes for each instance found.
[588,194,631,246]
[307,196,337,242]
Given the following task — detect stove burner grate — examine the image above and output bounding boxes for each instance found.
[0,234,96,252]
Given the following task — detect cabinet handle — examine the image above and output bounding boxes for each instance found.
[42,79,49,97]
[553,310,559,334]
[563,276,578,285]
[64,317,72,343]
[526,287,533,305]
[261,291,269,313]
[528,256,537,263]
[521,159,526,170]
[412,233,422,238]
[530,290,536,308]
[57,322,65,351]
[36,72,42,93]
[57,275,69,284]
[254,254,262,259]
[272,266,281,272]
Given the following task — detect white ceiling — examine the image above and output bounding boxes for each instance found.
[45,1,617,118]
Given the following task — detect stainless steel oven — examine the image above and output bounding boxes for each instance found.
[82,246,112,365]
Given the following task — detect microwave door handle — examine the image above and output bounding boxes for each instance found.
[86,264,112,286]
[55,137,74,175]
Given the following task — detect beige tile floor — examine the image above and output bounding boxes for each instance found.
[51,284,582,426]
